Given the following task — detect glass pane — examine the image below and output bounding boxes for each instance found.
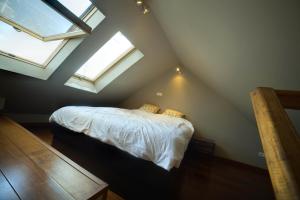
[58,0,92,17]
[0,0,91,37]
[75,32,134,81]
[0,21,62,65]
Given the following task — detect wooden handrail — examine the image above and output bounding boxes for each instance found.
[251,87,300,200]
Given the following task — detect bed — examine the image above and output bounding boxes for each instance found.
[49,106,194,171]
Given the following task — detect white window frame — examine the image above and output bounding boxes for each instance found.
[73,31,136,82]
[0,0,93,41]
[74,46,135,82]
[65,49,144,94]
[0,7,105,80]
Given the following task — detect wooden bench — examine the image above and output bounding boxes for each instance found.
[0,117,108,200]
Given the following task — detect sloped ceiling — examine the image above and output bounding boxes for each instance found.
[148,0,300,120]
[0,0,178,114]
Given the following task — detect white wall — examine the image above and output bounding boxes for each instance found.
[149,0,300,121]
[121,68,266,168]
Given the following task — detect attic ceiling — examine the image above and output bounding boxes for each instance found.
[1,0,299,124]
[0,0,178,114]
[148,0,300,121]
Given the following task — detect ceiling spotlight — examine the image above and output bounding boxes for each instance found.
[143,5,150,14]
[134,0,150,15]
[136,0,143,6]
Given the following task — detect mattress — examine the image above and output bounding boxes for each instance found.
[50,106,194,170]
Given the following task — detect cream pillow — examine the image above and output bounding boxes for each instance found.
[139,104,160,114]
[162,109,185,118]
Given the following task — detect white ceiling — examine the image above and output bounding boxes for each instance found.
[148,0,300,121]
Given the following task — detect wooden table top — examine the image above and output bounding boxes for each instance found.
[0,117,108,200]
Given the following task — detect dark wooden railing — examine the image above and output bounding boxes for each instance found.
[251,87,300,200]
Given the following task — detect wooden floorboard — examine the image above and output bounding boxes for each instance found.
[0,117,108,200]
[26,124,275,200]
[24,125,124,200]
[0,134,75,200]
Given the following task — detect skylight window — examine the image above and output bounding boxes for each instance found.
[0,0,95,66]
[0,21,62,65]
[65,32,144,94]
[0,1,105,80]
[57,0,92,17]
[0,0,93,41]
[75,32,135,81]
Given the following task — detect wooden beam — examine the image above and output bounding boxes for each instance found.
[276,90,300,110]
[251,87,300,200]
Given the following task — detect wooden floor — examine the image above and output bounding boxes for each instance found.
[0,118,108,200]
[23,125,123,200]
[27,125,275,200]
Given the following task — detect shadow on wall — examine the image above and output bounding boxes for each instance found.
[0,97,5,110]
[120,67,266,168]
[286,109,300,135]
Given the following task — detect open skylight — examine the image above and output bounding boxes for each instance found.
[0,0,93,41]
[75,32,135,81]
[0,1,105,80]
[58,0,92,17]
[0,21,63,65]
[0,0,94,66]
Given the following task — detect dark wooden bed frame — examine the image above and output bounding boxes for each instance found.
[50,122,181,200]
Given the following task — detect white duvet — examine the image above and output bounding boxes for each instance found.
[49,106,194,170]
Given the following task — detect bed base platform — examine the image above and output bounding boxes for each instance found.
[50,122,180,200]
